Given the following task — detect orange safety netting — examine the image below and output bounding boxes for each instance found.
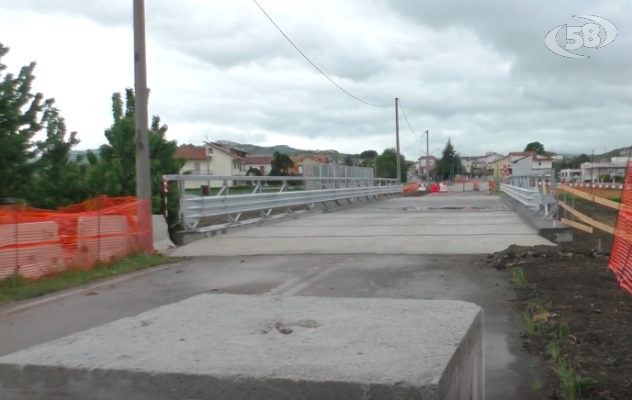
[609,160,632,294]
[0,196,153,281]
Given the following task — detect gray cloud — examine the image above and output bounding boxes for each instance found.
[0,0,630,158]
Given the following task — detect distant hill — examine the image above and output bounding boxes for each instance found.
[214,140,351,157]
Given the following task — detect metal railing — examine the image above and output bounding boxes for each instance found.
[500,171,558,219]
[163,174,401,232]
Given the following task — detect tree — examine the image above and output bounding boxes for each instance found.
[87,88,185,234]
[28,104,91,209]
[0,43,46,202]
[246,167,262,176]
[270,151,294,175]
[435,138,462,181]
[524,141,546,155]
[344,154,353,166]
[359,150,378,168]
[376,148,407,182]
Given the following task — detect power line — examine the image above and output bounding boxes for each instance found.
[403,136,424,152]
[398,100,420,137]
[251,0,392,108]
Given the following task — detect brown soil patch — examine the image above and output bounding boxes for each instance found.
[487,205,632,399]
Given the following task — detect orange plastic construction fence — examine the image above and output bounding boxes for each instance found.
[609,160,632,295]
[0,196,153,281]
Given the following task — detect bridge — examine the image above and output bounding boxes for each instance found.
[0,175,560,400]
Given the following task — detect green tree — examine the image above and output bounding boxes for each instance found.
[0,43,45,202]
[344,154,353,166]
[359,149,378,168]
[435,138,462,180]
[87,88,185,234]
[28,104,91,209]
[246,166,262,176]
[524,141,546,155]
[376,148,407,182]
[270,151,294,175]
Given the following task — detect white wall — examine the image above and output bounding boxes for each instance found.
[532,160,552,170]
[179,150,245,189]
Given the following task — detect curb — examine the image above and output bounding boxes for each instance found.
[0,261,188,317]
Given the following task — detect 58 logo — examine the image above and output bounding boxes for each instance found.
[545,15,616,58]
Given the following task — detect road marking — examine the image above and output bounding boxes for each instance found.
[264,267,338,297]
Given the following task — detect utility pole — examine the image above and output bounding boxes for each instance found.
[425,130,430,183]
[133,0,153,252]
[395,98,401,183]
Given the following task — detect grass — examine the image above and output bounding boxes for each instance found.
[533,380,543,391]
[511,268,528,289]
[553,356,596,400]
[0,253,169,305]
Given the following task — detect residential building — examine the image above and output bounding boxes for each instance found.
[559,169,581,182]
[513,153,553,171]
[580,158,628,182]
[290,154,330,175]
[508,151,535,163]
[487,156,512,178]
[417,155,436,177]
[175,142,247,189]
[461,152,505,175]
[245,155,273,176]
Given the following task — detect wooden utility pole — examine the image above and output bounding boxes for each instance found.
[395,98,401,183]
[425,130,430,183]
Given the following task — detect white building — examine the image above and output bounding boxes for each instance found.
[559,169,581,182]
[175,143,247,189]
[580,158,628,182]
[417,155,436,176]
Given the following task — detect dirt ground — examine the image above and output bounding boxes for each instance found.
[487,202,632,400]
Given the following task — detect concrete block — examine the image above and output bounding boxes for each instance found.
[0,294,484,400]
[151,215,174,253]
[478,182,489,192]
[463,182,474,192]
[453,183,464,192]
[76,216,132,266]
[0,222,64,280]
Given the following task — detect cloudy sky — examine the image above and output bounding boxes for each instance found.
[0,0,629,160]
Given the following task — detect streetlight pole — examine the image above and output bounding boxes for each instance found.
[395,98,401,184]
[133,0,153,252]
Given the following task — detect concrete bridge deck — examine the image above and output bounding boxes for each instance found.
[172,193,551,257]
[0,193,554,400]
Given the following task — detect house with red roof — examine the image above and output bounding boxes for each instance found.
[175,142,247,188]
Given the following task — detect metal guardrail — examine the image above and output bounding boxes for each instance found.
[500,171,558,219]
[163,174,402,231]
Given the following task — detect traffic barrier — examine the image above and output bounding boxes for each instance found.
[0,196,152,281]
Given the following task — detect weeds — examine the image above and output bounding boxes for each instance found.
[511,268,528,288]
[523,300,554,336]
[533,380,543,391]
[554,356,596,400]
[607,357,618,368]
[0,253,169,305]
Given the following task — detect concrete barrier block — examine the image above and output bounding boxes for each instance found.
[0,294,484,400]
[76,216,132,265]
[0,222,64,280]
[453,183,464,192]
[463,182,474,192]
[478,182,489,192]
[152,215,175,253]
